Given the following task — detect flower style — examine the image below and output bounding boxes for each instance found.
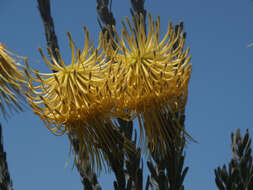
[25,26,131,169]
[105,13,192,154]
[0,43,27,118]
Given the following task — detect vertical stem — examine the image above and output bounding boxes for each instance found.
[96,1,145,189]
[37,1,101,189]
[130,0,147,34]
[0,124,14,190]
[37,0,59,64]
[139,12,189,190]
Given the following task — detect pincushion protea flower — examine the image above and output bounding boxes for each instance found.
[0,43,27,118]
[104,13,193,154]
[25,27,132,169]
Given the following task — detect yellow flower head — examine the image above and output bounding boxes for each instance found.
[0,43,27,118]
[25,27,107,133]
[105,13,192,154]
[25,27,131,169]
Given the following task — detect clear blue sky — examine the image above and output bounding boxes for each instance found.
[1,0,253,189]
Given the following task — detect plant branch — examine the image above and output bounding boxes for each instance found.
[37,1,101,189]
[130,0,147,34]
[96,0,116,36]
[37,0,59,63]
[0,124,14,190]
[215,129,253,190]
[96,1,146,189]
[146,22,189,190]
